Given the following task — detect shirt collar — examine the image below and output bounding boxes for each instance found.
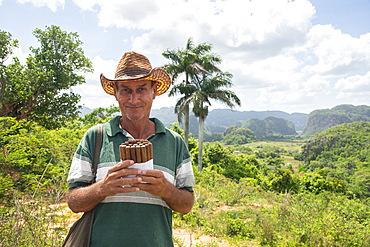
[107,116,166,137]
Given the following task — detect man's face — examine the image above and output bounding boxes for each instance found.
[114,80,157,123]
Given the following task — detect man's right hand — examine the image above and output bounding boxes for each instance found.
[97,160,143,197]
[67,160,142,213]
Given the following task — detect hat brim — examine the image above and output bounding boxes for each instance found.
[100,67,171,96]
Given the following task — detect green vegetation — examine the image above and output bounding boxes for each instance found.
[221,125,257,145]
[175,170,370,246]
[0,117,87,246]
[302,121,370,199]
[1,115,370,246]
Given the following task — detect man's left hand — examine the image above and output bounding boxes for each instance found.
[132,169,194,214]
[133,169,170,198]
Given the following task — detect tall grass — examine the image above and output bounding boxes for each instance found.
[0,171,70,246]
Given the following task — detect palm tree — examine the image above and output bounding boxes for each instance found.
[162,38,216,147]
[178,72,241,172]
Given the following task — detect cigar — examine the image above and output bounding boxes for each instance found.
[148,143,153,160]
[125,145,131,160]
[119,144,126,161]
[135,145,142,163]
[141,144,147,162]
[119,139,153,163]
[130,145,136,163]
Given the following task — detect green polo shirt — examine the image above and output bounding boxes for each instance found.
[67,116,195,246]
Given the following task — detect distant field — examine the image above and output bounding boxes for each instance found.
[244,140,306,171]
[245,140,304,152]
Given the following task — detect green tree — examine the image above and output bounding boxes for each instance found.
[163,37,217,147]
[185,72,241,171]
[0,30,19,65]
[81,105,120,126]
[0,25,93,129]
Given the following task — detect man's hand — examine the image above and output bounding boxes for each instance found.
[133,169,194,214]
[67,160,143,213]
[97,160,143,197]
[133,169,168,197]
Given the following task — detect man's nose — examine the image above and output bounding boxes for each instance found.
[129,92,140,104]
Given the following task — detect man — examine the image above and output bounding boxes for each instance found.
[66,51,195,246]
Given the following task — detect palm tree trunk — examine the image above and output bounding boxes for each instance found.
[183,73,190,147]
[198,114,204,172]
[184,103,189,147]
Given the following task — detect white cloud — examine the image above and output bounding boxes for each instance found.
[73,0,99,11]
[335,71,370,101]
[72,0,315,57]
[74,55,118,109]
[255,73,330,110]
[17,0,65,12]
[225,55,303,88]
[302,25,370,76]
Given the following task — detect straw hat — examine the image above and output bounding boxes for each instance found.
[100,51,171,96]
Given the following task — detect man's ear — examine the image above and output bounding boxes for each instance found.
[152,82,157,99]
[113,82,119,101]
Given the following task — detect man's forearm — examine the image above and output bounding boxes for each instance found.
[67,183,106,213]
[162,185,194,214]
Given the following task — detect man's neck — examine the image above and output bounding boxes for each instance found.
[120,117,156,140]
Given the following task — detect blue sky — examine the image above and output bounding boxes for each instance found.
[1,0,370,114]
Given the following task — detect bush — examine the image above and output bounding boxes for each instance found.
[0,117,85,201]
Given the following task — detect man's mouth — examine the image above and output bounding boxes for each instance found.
[126,105,143,110]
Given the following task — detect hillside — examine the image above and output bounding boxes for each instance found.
[206,109,307,131]
[150,107,308,134]
[302,104,370,136]
[302,121,370,198]
[221,125,257,145]
[241,116,297,136]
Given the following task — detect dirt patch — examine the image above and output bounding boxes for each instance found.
[213,204,242,214]
[248,202,272,209]
[173,228,230,247]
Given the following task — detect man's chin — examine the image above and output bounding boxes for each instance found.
[126,114,145,122]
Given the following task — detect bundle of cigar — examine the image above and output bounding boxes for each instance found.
[119,139,153,163]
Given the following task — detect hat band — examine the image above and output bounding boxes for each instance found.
[115,68,150,79]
